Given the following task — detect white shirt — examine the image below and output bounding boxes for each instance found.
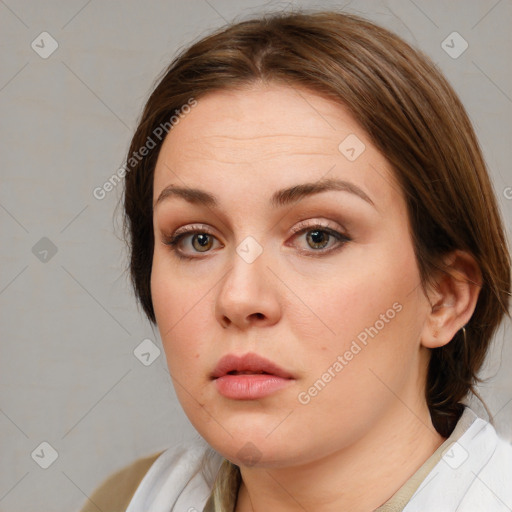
[125,407,512,512]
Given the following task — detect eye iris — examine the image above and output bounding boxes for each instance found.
[307,230,329,249]
[192,233,212,252]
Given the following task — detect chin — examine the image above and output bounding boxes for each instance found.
[193,418,306,469]
[212,438,297,468]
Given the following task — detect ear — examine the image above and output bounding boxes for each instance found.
[421,250,483,349]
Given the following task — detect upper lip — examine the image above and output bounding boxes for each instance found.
[211,352,294,379]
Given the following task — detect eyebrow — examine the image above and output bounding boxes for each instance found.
[154,178,375,210]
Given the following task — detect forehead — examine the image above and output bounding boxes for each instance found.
[158,83,363,158]
[152,83,402,212]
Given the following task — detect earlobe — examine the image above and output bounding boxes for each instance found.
[421,250,482,349]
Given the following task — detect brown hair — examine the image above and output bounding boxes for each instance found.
[123,9,510,440]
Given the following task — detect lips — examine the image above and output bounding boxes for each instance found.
[211,353,295,400]
[211,352,294,380]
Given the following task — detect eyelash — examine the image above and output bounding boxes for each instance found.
[162,221,351,261]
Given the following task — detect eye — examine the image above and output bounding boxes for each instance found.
[162,225,221,260]
[288,220,351,256]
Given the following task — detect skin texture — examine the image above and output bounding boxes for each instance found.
[150,82,481,511]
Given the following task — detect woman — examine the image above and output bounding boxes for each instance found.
[81,9,512,512]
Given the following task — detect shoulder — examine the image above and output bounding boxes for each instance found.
[79,449,165,512]
[80,439,219,512]
[405,407,512,511]
[467,432,512,507]
[125,437,222,511]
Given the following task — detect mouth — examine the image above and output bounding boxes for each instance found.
[211,352,295,400]
[211,352,294,380]
[226,370,270,375]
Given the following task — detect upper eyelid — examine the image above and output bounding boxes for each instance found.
[171,218,346,236]
[172,223,214,237]
[290,219,346,234]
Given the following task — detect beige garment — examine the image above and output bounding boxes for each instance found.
[79,450,164,512]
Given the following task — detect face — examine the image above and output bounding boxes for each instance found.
[151,82,433,468]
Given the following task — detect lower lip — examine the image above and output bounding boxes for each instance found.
[214,374,292,400]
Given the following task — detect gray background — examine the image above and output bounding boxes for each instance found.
[1,0,511,510]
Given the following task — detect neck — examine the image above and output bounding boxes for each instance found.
[234,400,445,512]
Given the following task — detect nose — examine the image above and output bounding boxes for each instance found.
[215,246,281,330]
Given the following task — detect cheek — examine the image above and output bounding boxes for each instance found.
[151,245,209,325]
[289,240,423,368]
[151,252,206,364]
[292,265,408,338]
